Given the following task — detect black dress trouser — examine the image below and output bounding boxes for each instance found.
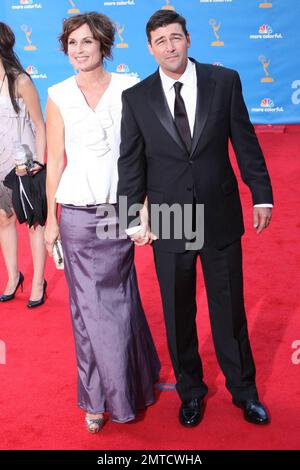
[153,239,259,403]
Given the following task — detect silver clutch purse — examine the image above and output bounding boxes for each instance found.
[53,239,64,270]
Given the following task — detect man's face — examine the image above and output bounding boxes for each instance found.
[148,22,190,79]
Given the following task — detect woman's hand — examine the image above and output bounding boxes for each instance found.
[29,161,44,175]
[15,162,44,176]
[131,201,158,246]
[44,219,60,257]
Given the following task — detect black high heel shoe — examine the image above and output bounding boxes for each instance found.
[27,280,47,308]
[0,272,24,302]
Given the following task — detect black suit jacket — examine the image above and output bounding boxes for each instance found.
[117,60,273,252]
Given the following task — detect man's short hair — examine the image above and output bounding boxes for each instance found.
[146,10,188,43]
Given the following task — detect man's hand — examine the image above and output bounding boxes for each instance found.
[253,207,272,234]
[131,225,157,246]
[131,225,150,246]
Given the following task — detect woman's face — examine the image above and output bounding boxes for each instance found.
[67,23,102,72]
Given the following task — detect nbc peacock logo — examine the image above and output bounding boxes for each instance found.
[261,98,274,108]
[250,24,283,40]
[26,65,47,79]
[12,0,42,9]
[116,64,130,73]
[251,98,283,113]
[26,65,38,75]
[259,24,272,34]
[103,0,135,6]
[116,63,139,79]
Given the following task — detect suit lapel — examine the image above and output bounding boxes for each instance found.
[147,63,216,158]
[148,72,187,154]
[190,62,216,159]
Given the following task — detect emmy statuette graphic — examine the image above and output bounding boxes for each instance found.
[21,25,37,51]
[115,23,128,49]
[162,0,175,11]
[259,2,273,8]
[259,55,274,82]
[68,0,80,14]
[209,19,224,47]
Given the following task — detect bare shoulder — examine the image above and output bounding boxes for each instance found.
[16,72,31,87]
[16,73,34,94]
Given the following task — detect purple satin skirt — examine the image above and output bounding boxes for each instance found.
[60,204,161,422]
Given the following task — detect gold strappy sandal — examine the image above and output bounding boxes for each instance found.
[85,414,104,433]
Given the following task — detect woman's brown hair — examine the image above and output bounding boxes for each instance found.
[59,12,115,61]
[0,22,30,113]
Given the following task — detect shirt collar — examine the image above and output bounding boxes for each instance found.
[159,58,196,94]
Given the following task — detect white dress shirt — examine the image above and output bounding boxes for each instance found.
[159,58,197,137]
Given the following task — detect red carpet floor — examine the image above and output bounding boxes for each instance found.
[0,125,299,450]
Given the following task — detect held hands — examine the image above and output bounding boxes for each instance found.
[131,225,157,246]
[253,207,272,234]
[130,201,157,246]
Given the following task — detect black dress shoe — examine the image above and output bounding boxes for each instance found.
[0,272,24,302]
[27,280,47,308]
[233,398,269,424]
[179,398,205,427]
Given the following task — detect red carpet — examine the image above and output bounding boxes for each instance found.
[0,125,299,450]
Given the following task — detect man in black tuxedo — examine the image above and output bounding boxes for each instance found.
[117,10,273,427]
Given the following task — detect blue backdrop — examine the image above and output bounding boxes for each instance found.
[1,0,299,123]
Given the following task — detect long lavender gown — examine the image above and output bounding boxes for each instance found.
[60,204,161,422]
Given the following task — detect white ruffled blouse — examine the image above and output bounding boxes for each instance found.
[48,73,139,205]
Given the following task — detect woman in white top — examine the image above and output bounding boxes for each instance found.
[0,22,47,307]
[45,12,160,433]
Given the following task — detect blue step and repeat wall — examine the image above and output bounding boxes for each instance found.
[0,0,299,123]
